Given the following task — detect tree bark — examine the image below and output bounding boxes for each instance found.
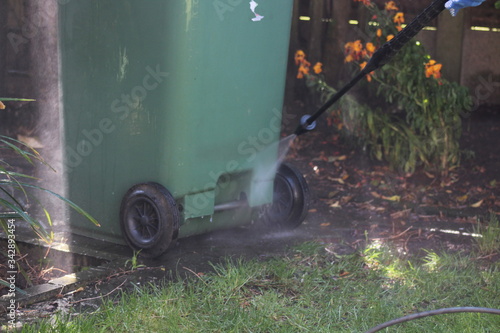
[27,0,67,225]
[0,0,7,97]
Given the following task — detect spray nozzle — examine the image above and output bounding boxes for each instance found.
[294,115,317,136]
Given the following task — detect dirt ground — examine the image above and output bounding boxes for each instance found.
[287,102,499,249]
[2,102,499,324]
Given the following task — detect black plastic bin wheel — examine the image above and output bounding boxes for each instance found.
[120,182,180,258]
[259,163,310,230]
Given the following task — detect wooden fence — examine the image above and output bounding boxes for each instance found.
[1,0,499,137]
[289,0,500,105]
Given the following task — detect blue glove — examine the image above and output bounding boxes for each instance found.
[445,0,486,16]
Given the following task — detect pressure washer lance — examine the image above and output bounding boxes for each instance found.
[294,0,448,136]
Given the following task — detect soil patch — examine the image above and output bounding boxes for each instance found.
[284,103,500,258]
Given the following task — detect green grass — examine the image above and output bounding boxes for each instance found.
[19,242,500,332]
[474,213,500,257]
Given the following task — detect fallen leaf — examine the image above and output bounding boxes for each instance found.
[382,195,401,202]
[0,101,5,109]
[456,194,468,202]
[329,201,341,208]
[390,209,411,219]
[328,177,345,184]
[424,171,435,179]
[341,195,353,204]
[328,191,339,198]
[320,223,331,227]
[308,208,318,213]
[328,155,347,162]
[474,166,486,173]
[470,199,484,208]
[371,191,381,198]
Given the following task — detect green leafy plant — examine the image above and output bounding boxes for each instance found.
[1,97,99,291]
[125,251,146,270]
[474,213,500,256]
[296,0,473,176]
[0,126,99,241]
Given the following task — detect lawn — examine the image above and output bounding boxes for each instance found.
[20,240,500,332]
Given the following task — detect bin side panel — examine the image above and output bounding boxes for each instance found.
[161,1,293,209]
[59,1,293,242]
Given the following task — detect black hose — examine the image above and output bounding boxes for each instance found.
[294,0,448,136]
[364,307,500,333]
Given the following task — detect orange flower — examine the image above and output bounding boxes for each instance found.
[386,34,394,41]
[353,40,363,53]
[294,50,306,66]
[297,63,310,79]
[376,28,382,38]
[297,60,311,79]
[425,59,442,79]
[360,61,374,82]
[313,62,323,74]
[393,12,404,25]
[354,0,372,6]
[295,50,313,79]
[344,40,365,62]
[365,42,376,56]
[385,1,398,11]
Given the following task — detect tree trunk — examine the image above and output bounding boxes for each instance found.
[0,0,7,98]
[26,0,67,225]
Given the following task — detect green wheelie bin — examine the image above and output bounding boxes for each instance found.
[59,1,309,257]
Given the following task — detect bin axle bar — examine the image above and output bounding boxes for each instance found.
[213,199,248,212]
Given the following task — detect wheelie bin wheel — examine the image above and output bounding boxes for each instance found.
[120,182,179,258]
[259,163,310,230]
